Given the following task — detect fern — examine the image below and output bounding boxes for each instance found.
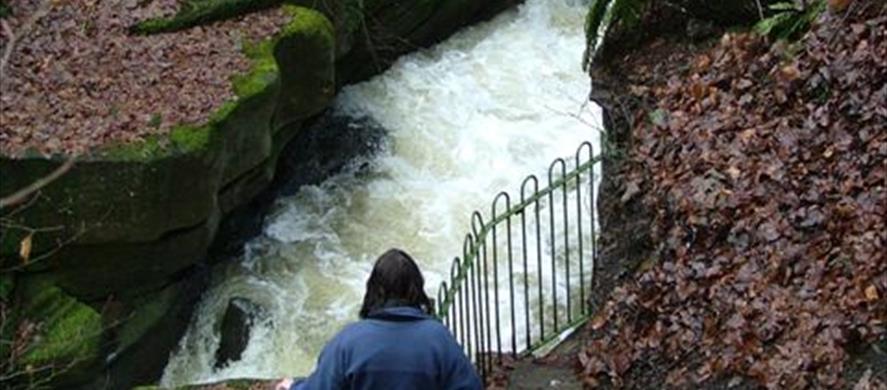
[754,0,825,40]
[583,0,649,69]
[583,0,613,69]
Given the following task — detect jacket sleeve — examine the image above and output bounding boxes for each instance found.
[290,338,346,390]
[442,331,483,390]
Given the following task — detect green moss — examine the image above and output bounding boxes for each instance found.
[101,134,168,161]
[233,39,278,97]
[132,0,283,34]
[19,278,102,366]
[281,5,336,40]
[104,2,292,161]
[170,125,212,152]
[272,5,336,126]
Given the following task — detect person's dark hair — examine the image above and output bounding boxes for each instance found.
[359,248,434,318]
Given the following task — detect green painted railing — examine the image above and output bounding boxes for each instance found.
[435,141,601,380]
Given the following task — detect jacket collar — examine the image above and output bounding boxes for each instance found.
[366,306,434,322]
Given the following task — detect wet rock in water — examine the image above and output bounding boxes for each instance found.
[214,297,269,370]
[275,111,388,196]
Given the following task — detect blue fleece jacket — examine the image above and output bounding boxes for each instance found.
[291,306,482,390]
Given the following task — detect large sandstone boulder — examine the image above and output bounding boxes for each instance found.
[0,1,519,388]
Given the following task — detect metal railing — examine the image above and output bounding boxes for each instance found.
[435,141,600,380]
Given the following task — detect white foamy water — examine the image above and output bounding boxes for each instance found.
[162,0,601,385]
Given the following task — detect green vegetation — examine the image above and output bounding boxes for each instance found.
[17,279,102,367]
[170,124,213,152]
[584,0,824,67]
[0,273,12,300]
[0,0,10,18]
[107,3,293,161]
[583,0,648,68]
[132,0,284,34]
[754,0,826,40]
[233,40,278,97]
[102,134,167,160]
[280,4,336,40]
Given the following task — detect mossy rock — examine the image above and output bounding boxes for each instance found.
[0,5,338,300]
[334,0,518,85]
[132,0,285,34]
[1,275,104,387]
[1,1,520,387]
[272,6,336,128]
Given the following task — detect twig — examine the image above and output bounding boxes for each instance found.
[0,160,74,210]
[0,19,13,77]
[0,1,52,89]
[0,191,41,219]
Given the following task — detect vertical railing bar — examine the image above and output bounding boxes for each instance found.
[535,185,544,343]
[560,161,571,325]
[579,141,594,315]
[474,212,493,377]
[439,282,449,327]
[474,240,487,380]
[548,160,559,333]
[505,194,516,357]
[491,195,503,360]
[471,213,489,378]
[465,235,482,378]
[576,152,585,316]
[590,146,598,310]
[450,259,462,349]
[520,176,536,351]
[483,238,493,375]
[463,256,471,361]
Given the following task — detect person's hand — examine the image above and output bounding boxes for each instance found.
[274,378,294,390]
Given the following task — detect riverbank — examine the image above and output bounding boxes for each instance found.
[581,0,885,387]
[0,1,519,388]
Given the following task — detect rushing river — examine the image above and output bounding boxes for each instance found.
[162,0,601,385]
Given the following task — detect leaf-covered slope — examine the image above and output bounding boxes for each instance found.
[0,0,289,156]
[581,1,886,388]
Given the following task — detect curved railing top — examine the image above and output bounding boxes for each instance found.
[435,140,601,379]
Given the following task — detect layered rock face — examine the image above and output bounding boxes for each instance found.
[0,1,517,388]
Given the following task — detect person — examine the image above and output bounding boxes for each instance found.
[275,248,483,390]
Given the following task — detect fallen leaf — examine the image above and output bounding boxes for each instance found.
[19,234,33,264]
[864,285,879,302]
[726,166,741,179]
[591,312,608,330]
[691,82,707,100]
[621,180,642,203]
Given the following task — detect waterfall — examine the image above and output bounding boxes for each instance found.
[161,0,601,385]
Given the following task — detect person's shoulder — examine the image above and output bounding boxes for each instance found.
[413,317,457,339]
[417,317,449,331]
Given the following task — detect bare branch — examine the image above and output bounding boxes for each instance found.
[0,160,74,210]
[0,19,13,76]
[0,1,52,88]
